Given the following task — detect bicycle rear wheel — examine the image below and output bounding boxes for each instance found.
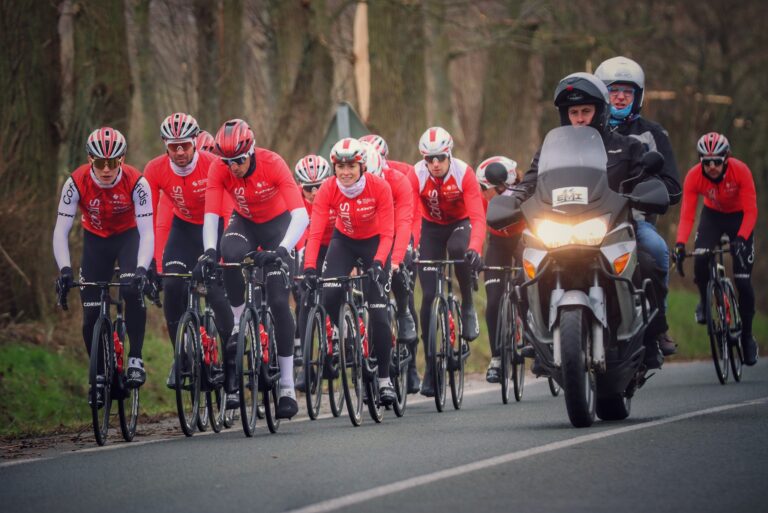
[498,294,513,404]
[238,309,261,436]
[511,299,525,402]
[340,302,363,426]
[429,298,449,412]
[707,279,729,384]
[304,306,326,420]
[89,317,113,446]
[389,303,407,417]
[175,312,201,436]
[448,299,464,410]
[262,314,281,434]
[724,280,743,382]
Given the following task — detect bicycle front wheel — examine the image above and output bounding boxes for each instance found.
[498,294,513,404]
[175,312,201,436]
[448,299,464,410]
[262,313,281,434]
[203,312,224,433]
[340,302,363,426]
[707,279,729,384]
[115,320,139,441]
[327,317,344,418]
[89,317,113,446]
[389,303,407,417]
[511,298,525,402]
[304,305,326,420]
[724,280,743,382]
[238,309,261,436]
[429,298,449,412]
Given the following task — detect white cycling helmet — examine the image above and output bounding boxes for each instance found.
[476,156,518,189]
[160,112,200,142]
[295,154,332,185]
[361,141,384,177]
[418,126,453,156]
[330,137,367,167]
[360,134,389,158]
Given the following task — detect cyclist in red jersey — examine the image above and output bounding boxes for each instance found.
[302,138,397,405]
[407,126,486,397]
[362,134,423,392]
[144,113,235,388]
[674,132,758,365]
[475,156,527,382]
[195,119,309,418]
[292,154,334,393]
[196,130,216,153]
[53,127,154,388]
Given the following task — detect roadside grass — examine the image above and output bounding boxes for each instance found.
[1,287,765,437]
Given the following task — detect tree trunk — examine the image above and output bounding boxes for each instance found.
[195,0,221,132]
[218,0,245,120]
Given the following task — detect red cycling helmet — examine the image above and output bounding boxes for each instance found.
[697,132,730,157]
[86,127,127,159]
[196,130,216,153]
[215,119,255,158]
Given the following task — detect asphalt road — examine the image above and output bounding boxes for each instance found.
[2,360,767,513]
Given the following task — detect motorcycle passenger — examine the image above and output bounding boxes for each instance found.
[476,157,525,382]
[673,132,758,365]
[53,127,154,389]
[302,138,397,405]
[196,119,309,419]
[361,134,422,393]
[143,113,234,388]
[407,126,487,396]
[512,72,666,369]
[595,56,682,356]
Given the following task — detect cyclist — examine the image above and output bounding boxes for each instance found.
[407,126,486,396]
[476,156,525,382]
[674,132,758,365]
[595,56,682,356]
[143,113,234,388]
[196,130,216,153]
[360,134,422,392]
[302,138,397,405]
[53,127,154,387]
[505,72,666,369]
[195,119,309,419]
[293,154,334,393]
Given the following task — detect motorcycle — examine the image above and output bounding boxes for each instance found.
[487,126,668,427]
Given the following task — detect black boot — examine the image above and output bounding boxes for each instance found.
[406,340,420,394]
[461,303,480,341]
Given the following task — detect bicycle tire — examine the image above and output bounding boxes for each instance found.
[498,294,512,404]
[327,320,344,418]
[304,305,326,420]
[429,298,449,412]
[724,280,744,382]
[175,311,201,436]
[707,279,729,384]
[448,299,465,410]
[89,317,113,446]
[115,319,138,442]
[511,298,525,402]
[238,309,260,436]
[340,302,363,426]
[203,312,224,433]
[390,303,408,417]
[262,313,281,434]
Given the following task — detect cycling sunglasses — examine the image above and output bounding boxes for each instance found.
[424,154,449,164]
[302,183,321,193]
[166,141,194,152]
[608,85,635,97]
[221,154,249,166]
[701,157,725,167]
[92,157,121,170]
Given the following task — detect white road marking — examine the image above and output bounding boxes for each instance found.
[283,396,768,513]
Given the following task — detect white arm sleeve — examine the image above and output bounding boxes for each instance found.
[279,207,310,251]
[53,178,79,270]
[133,177,155,269]
[203,212,221,252]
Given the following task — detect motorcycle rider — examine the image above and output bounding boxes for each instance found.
[595,56,682,356]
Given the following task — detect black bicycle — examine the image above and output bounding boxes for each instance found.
[220,253,287,436]
[482,265,525,404]
[160,273,226,436]
[298,274,344,420]
[388,298,411,417]
[414,260,472,412]
[58,276,141,446]
[681,239,743,384]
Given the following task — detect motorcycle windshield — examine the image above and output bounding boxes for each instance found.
[538,126,607,175]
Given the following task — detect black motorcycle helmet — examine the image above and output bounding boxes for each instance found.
[553,72,611,133]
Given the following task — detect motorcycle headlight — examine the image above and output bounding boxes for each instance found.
[533,216,609,248]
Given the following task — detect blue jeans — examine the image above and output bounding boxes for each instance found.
[636,220,669,311]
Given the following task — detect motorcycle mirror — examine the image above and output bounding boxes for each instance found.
[641,151,664,175]
[487,194,522,230]
[626,178,669,215]
[485,162,509,187]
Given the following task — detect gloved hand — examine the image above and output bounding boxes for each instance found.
[302,268,318,291]
[253,246,290,267]
[193,248,217,283]
[392,263,411,291]
[148,259,162,292]
[57,266,74,293]
[133,266,148,293]
[464,249,483,272]
[369,260,388,287]
[732,236,748,267]
[674,243,686,277]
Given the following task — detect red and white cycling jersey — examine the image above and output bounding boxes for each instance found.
[304,175,394,270]
[205,148,304,222]
[297,197,337,250]
[381,166,414,266]
[407,157,486,253]
[676,157,758,243]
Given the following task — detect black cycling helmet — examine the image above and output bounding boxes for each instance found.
[553,72,611,133]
